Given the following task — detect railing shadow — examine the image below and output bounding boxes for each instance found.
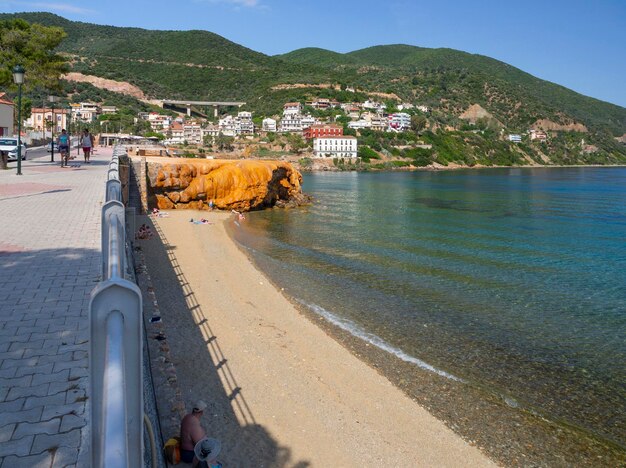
[139,216,310,467]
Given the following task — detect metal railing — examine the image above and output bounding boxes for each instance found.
[89,146,143,468]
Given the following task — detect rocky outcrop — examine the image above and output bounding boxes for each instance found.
[459,104,493,123]
[145,158,310,211]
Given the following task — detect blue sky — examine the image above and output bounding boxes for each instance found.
[2,0,625,107]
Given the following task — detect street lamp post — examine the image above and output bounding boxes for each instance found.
[12,65,25,176]
[48,95,60,162]
[76,112,82,156]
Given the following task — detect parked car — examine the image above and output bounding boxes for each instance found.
[46,141,59,152]
[0,138,27,161]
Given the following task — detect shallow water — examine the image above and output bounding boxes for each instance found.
[231,167,626,447]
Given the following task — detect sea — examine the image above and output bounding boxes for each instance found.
[229,167,626,448]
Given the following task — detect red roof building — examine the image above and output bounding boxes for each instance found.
[303,124,343,140]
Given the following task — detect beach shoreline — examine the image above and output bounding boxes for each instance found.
[139,209,625,467]
[139,210,496,467]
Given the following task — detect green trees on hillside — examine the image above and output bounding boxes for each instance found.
[0,18,67,91]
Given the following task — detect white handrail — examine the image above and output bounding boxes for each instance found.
[103,310,128,468]
[90,145,143,468]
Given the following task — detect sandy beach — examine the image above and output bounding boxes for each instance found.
[139,210,496,467]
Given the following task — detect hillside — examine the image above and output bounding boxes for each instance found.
[2,12,625,165]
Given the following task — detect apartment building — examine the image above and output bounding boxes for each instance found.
[313,135,358,158]
[388,113,411,132]
[184,121,203,144]
[303,124,343,140]
[26,108,69,133]
[262,118,277,132]
[70,102,100,122]
[283,102,303,115]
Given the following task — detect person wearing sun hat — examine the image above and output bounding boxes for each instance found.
[194,437,222,467]
[179,400,208,464]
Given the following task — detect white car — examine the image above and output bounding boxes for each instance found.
[0,138,28,161]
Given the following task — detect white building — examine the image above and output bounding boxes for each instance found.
[388,113,411,132]
[184,121,203,144]
[0,93,14,137]
[508,134,522,143]
[313,136,358,158]
[283,102,303,116]
[279,114,318,133]
[166,122,184,144]
[101,106,118,114]
[363,100,385,112]
[236,111,254,135]
[262,118,277,132]
[70,102,100,123]
[416,105,430,113]
[348,119,371,130]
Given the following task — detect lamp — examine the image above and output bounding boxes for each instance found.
[12,65,25,175]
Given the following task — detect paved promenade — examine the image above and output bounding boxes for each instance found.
[0,148,112,467]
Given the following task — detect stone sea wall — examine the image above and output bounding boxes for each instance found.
[144,158,310,211]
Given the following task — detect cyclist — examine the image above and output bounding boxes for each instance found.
[57,129,70,167]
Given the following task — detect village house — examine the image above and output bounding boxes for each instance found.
[202,124,220,140]
[388,113,411,132]
[283,102,303,115]
[70,102,100,123]
[508,134,522,143]
[25,107,69,134]
[166,121,184,144]
[279,113,318,133]
[303,123,343,140]
[101,106,118,114]
[348,119,371,130]
[183,121,203,144]
[218,115,237,136]
[313,135,358,158]
[306,98,340,110]
[0,93,14,137]
[146,112,172,132]
[363,112,388,131]
[363,100,386,112]
[262,117,277,132]
[530,129,547,141]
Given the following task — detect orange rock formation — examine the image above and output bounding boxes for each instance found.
[147,158,308,211]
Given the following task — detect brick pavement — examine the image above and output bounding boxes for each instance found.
[0,149,113,467]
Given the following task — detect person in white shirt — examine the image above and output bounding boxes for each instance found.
[81,129,93,163]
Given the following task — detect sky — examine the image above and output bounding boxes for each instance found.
[2,0,625,107]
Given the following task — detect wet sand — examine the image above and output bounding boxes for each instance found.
[139,210,496,467]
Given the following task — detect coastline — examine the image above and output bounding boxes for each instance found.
[139,210,495,467]
[224,211,626,467]
[139,209,625,467]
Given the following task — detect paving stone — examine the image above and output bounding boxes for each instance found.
[60,413,86,432]
[15,363,54,378]
[32,369,69,386]
[23,391,68,410]
[7,382,50,401]
[51,445,80,467]
[38,351,74,366]
[0,434,33,457]
[0,423,15,443]
[41,402,85,420]
[0,398,25,413]
[1,450,52,467]
[32,428,81,453]
[0,356,38,370]
[13,418,61,439]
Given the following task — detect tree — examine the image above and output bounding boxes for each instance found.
[411,115,427,134]
[0,19,68,92]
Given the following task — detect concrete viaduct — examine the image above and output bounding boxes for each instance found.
[160,99,246,117]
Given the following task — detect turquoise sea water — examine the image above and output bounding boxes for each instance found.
[230,167,626,446]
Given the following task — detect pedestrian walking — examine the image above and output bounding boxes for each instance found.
[81,129,93,163]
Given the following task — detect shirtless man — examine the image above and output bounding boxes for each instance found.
[180,400,207,465]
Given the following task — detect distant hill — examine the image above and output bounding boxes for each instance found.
[2,12,625,165]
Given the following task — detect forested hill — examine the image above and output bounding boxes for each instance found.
[2,12,625,142]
